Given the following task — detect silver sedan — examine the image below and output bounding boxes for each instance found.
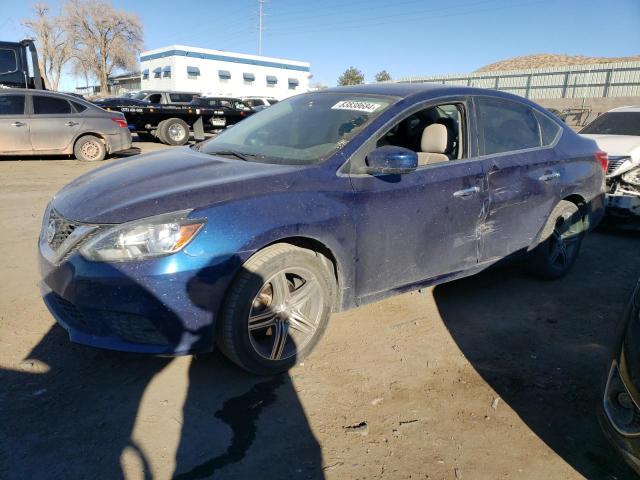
[0,89,132,161]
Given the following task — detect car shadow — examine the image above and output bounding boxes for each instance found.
[0,262,324,479]
[432,231,640,479]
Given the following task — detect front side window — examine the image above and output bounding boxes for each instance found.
[375,103,466,166]
[580,112,640,136]
[0,48,17,74]
[198,92,395,165]
[33,96,72,115]
[477,97,542,156]
[0,95,25,115]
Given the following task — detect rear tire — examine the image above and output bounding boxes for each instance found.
[73,135,106,162]
[218,244,335,375]
[158,118,190,146]
[526,200,585,280]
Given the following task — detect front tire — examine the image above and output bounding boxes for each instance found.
[526,200,585,279]
[73,135,106,162]
[218,244,335,375]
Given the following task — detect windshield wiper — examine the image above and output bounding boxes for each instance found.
[207,150,250,161]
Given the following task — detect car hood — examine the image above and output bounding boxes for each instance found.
[580,134,640,159]
[51,147,302,224]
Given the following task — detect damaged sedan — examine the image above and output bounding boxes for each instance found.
[581,106,640,225]
[39,84,606,375]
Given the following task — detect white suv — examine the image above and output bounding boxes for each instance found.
[241,97,279,110]
[580,106,640,222]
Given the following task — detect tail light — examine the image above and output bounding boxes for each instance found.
[111,117,128,128]
[595,150,608,172]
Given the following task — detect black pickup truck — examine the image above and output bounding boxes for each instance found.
[93,91,214,145]
[93,92,257,145]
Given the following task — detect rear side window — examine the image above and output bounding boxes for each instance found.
[534,110,561,145]
[33,96,72,114]
[0,95,25,115]
[168,93,194,103]
[71,101,88,112]
[477,97,541,155]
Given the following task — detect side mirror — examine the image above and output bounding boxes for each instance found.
[364,146,418,175]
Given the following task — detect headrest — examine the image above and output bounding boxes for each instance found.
[421,123,448,153]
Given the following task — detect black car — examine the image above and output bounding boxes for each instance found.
[601,278,640,473]
[190,97,255,128]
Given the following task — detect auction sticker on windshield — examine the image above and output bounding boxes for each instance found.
[331,100,382,113]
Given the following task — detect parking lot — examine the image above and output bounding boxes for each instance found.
[0,139,638,479]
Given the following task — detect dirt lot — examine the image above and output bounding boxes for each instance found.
[0,141,638,479]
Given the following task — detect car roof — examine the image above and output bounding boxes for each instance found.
[140,90,199,95]
[0,88,95,106]
[608,106,640,113]
[313,83,555,111]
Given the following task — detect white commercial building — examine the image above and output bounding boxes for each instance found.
[139,45,311,99]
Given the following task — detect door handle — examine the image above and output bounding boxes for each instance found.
[11,121,26,127]
[538,172,560,182]
[65,121,79,127]
[453,186,480,198]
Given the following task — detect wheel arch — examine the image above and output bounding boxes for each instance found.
[262,236,344,312]
[72,132,109,152]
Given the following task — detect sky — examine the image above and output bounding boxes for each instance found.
[1,0,639,91]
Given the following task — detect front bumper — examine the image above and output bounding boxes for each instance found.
[600,360,640,475]
[38,247,241,355]
[606,194,640,217]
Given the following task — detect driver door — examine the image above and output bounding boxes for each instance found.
[348,99,486,301]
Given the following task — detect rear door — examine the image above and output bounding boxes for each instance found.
[29,95,82,151]
[0,93,31,152]
[474,96,563,262]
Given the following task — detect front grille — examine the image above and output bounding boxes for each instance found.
[607,156,631,175]
[49,293,102,334]
[103,311,168,345]
[48,209,80,251]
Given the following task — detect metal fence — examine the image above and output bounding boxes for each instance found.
[394,62,640,99]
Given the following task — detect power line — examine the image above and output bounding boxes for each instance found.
[263,0,551,37]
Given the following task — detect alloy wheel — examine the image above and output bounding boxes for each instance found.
[248,267,323,361]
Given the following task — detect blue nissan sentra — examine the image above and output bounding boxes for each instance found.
[39,84,606,375]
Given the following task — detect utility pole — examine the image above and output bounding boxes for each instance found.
[258,0,265,56]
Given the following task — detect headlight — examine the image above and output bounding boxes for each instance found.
[622,168,640,187]
[79,210,205,262]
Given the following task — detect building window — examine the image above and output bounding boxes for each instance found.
[153,67,162,79]
[288,78,299,90]
[266,75,277,88]
[243,73,255,85]
[142,69,149,80]
[218,70,231,82]
[162,66,171,78]
[187,66,200,80]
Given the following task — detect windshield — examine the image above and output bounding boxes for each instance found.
[580,112,640,136]
[132,92,150,101]
[199,92,394,164]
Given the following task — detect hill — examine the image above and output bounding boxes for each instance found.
[476,53,640,72]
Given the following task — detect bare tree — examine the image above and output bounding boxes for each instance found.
[64,0,143,94]
[22,3,73,90]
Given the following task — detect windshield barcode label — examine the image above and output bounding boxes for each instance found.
[331,101,382,113]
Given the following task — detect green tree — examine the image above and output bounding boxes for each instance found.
[374,70,391,82]
[337,66,365,86]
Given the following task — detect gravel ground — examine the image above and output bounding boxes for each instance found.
[0,140,638,479]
